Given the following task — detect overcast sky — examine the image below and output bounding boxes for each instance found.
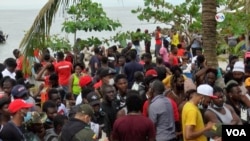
[0,0,184,10]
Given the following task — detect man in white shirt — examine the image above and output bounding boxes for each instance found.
[2,58,17,80]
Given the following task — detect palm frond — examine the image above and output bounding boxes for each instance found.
[19,0,78,58]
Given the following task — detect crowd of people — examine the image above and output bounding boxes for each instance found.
[0,26,249,141]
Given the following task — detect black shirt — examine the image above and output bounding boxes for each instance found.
[0,122,26,141]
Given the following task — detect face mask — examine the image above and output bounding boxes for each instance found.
[213,103,224,109]
[198,104,204,110]
[109,78,115,85]
[24,111,32,123]
[198,97,205,110]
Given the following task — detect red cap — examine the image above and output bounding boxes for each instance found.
[79,75,92,87]
[8,99,33,114]
[145,69,158,77]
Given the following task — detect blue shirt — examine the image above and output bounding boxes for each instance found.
[149,94,176,141]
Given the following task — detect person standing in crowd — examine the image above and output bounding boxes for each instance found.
[124,50,143,89]
[42,100,58,130]
[89,47,101,77]
[0,76,16,99]
[229,61,247,94]
[13,49,24,71]
[115,74,130,109]
[0,99,33,141]
[204,86,242,125]
[2,57,17,79]
[86,91,107,139]
[112,92,156,141]
[54,51,73,94]
[171,30,180,47]
[225,82,250,124]
[48,73,66,103]
[59,104,97,141]
[48,88,68,116]
[142,53,156,72]
[144,29,151,54]
[115,56,126,74]
[169,46,179,67]
[191,31,202,57]
[159,43,170,67]
[0,95,11,125]
[182,84,216,141]
[100,84,120,140]
[132,28,142,56]
[44,114,68,141]
[155,26,162,57]
[68,63,85,100]
[148,80,176,141]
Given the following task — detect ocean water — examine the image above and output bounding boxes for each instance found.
[0,6,166,62]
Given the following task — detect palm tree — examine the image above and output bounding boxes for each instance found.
[202,0,218,67]
[19,0,74,58]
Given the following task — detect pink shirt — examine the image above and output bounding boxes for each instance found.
[159,46,169,63]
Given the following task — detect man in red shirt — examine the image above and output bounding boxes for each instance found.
[155,26,162,57]
[54,51,73,94]
[112,92,156,141]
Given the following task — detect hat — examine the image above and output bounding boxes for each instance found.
[87,92,100,106]
[8,99,33,114]
[184,78,196,93]
[145,69,158,77]
[11,84,28,98]
[77,104,94,117]
[99,68,116,78]
[29,111,47,124]
[197,84,217,98]
[79,75,92,87]
[204,123,222,138]
[245,77,250,86]
[232,61,245,73]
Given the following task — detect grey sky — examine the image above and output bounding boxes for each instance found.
[0,0,184,10]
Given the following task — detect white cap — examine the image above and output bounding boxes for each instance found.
[232,61,245,73]
[197,84,217,98]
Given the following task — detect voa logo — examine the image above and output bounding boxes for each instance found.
[226,129,246,136]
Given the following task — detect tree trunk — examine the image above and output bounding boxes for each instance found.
[202,0,218,68]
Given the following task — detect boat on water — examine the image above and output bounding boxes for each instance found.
[0,30,8,43]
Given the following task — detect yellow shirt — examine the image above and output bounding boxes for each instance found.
[172,33,180,46]
[162,74,187,88]
[182,102,207,141]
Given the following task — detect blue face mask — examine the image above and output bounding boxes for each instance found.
[24,112,32,123]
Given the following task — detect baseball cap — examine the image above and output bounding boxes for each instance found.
[99,68,116,78]
[76,104,94,117]
[11,84,28,98]
[197,84,217,99]
[232,61,245,73]
[8,99,33,114]
[87,92,100,106]
[245,77,250,87]
[79,75,92,87]
[145,69,158,77]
